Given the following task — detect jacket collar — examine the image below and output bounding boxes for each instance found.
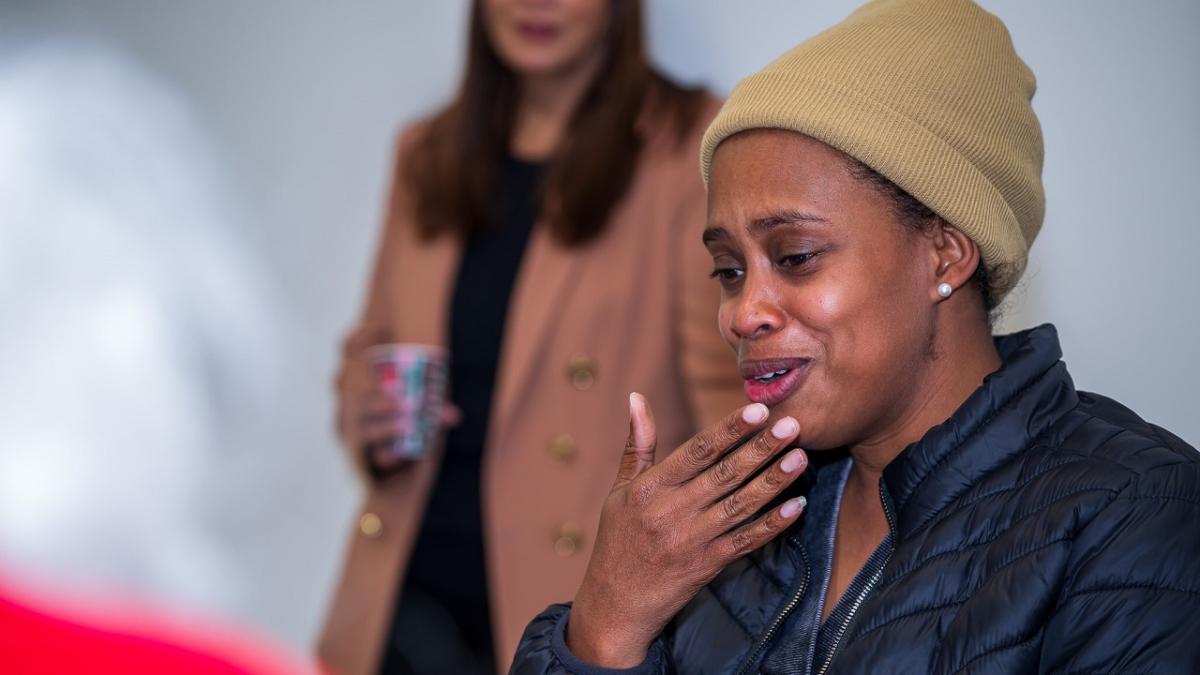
[880,323,1080,540]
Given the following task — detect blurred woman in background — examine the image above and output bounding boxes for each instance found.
[317,1,743,673]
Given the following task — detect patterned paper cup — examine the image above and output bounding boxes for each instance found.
[366,343,450,466]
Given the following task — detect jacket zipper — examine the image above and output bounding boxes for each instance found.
[734,537,810,675]
[814,483,897,675]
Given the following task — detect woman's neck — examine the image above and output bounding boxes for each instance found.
[848,316,1002,494]
[510,51,605,160]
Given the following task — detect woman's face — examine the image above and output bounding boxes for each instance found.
[482,0,609,78]
[705,130,941,452]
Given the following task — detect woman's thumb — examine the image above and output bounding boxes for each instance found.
[615,392,657,486]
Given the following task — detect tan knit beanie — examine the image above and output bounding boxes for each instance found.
[700,0,1044,300]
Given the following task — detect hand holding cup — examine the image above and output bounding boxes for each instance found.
[352,344,457,477]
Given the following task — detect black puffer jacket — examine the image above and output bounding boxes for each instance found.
[513,325,1200,674]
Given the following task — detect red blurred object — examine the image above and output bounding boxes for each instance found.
[377,362,398,390]
[0,581,321,674]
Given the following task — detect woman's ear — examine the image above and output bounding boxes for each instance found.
[927,221,982,302]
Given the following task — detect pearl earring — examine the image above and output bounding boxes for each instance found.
[937,282,953,298]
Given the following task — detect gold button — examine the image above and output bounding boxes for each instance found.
[547,434,578,462]
[567,354,595,391]
[554,521,582,557]
[359,512,383,539]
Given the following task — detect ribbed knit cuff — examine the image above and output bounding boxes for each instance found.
[551,610,666,675]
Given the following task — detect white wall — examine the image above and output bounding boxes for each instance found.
[0,0,1195,652]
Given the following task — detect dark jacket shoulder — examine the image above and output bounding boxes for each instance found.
[1042,388,1199,500]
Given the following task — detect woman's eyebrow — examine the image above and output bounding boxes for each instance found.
[749,209,830,234]
[701,226,728,245]
[703,210,829,245]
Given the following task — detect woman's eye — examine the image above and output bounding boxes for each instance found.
[778,252,816,268]
[709,267,744,282]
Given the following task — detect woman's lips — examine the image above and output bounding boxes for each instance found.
[741,358,811,407]
[516,20,561,42]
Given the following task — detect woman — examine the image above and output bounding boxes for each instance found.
[317,1,744,674]
[514,0,1200,673]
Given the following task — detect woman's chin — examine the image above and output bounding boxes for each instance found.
[767,407,843,452]
[766,398,811,426]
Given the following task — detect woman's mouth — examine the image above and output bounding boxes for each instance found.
[741,358,811,407]
[516,20,561,42]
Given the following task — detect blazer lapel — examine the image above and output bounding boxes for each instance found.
[489,221,584,445]
[395,230,460,347]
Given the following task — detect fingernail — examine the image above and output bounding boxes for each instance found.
[629,392,643,413]
[781,449,807,473]
[742,403,769,424]
[771,417,798,439]
[780,496,807,519]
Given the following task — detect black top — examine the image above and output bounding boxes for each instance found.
[380,155,545,675]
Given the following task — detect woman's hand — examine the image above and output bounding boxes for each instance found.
[567,393,809,667]
[356,391,462,473]
[338,360,461,477]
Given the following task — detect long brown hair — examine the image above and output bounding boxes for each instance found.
[407,0,705,245]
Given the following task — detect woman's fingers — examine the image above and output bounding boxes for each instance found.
[441,402,463,429]
[653,403,770,486]
[360,391,401,416]
[704,446,807,532]
[713,493,808,562]
[358,392,399,439]
[361,415,405,444]
[356,390,462,451]
[696,416,800,503]
[370,445,405,472]
[614,393,658,488]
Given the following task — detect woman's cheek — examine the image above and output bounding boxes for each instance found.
[791,274,851,330]
[717,301,739,350]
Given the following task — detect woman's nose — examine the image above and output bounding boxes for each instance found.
[728,275,784,341]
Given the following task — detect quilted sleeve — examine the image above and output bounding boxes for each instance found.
[510,603,673,675]
[1039,456,1200,673]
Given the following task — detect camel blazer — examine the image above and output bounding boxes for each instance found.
[316,96,744,674]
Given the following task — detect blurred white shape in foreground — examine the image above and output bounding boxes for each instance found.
[0,40,286,626]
